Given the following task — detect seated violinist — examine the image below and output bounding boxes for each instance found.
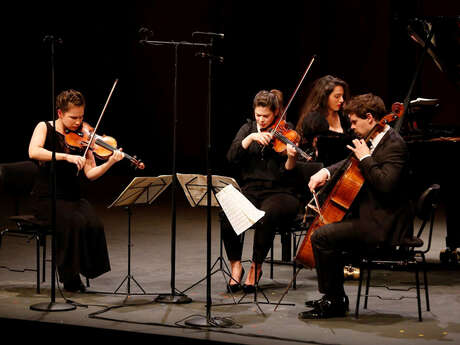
[221,89,300,293]
[298,93,413,319]
[28,89,124,292]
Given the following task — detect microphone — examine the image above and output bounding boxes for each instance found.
[43,35,63,44]
[192,31,224,39]
[195,52,224,63]
[139,27,154,44]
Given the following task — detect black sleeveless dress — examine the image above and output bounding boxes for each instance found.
[32,122,110,284]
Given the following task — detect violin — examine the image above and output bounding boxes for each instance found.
[262,55,316,161]
[64,122,145,170]
[262,119,313,161]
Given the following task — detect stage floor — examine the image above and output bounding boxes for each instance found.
[1,178,459,345]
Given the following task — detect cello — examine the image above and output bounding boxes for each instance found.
[274,102,404,311]
[295,102,404,268]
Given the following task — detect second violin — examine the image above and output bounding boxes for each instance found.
[263,119,313,161]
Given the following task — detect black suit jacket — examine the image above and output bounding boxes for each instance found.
[328,128,414,245]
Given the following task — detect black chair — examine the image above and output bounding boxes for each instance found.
[266,161,323,289]
[0,160,50,293]
[355,184,441,321]
[0,161,91,292]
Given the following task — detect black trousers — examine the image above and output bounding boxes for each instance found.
[311,220,376,297]
[221,189,299,264]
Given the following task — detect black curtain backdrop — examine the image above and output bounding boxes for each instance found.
[3,1,459,180]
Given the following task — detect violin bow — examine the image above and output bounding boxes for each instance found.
[76,78,119,175]
[272,55,316,134]
[81,78,119,160]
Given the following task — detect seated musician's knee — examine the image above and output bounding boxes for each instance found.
[311,228,323,247]
[311,225,335,249]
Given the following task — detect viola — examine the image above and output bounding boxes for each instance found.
[261,55,317,160]
[262,119,313,161]
[64,122,145,170]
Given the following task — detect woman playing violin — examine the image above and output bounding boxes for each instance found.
[298,93,414,319]
[28,89,123,292]
[221,90,300,293]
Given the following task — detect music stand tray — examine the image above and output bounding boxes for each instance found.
[108,175,172,208]
[176,173,240,207]
[108,175,172,295]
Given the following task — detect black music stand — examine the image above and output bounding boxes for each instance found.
[141,36,212,305]
[108,176,172,295]
[176,174,239,327]
[178,174,239,294]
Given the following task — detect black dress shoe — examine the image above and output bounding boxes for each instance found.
[298,296,347,319]
[227,268,245,293]
[242,271,263,294]
[305,295,349,311]
[63,275,86,293]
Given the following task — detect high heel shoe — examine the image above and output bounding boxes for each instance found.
[63,275,86,293]
[227,268,245,293]
[242,270,263,294]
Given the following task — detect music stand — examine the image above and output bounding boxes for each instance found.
[176,173,240,327]
[178,174,239,292]
[108,176,172,295]
[141,36,212,305]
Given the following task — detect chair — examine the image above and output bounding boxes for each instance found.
[355,184,441,321]
[266,161,323,289]
[0,161,91,292]
[0,160,50,293]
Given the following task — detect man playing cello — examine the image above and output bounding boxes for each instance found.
[298,93,414,319]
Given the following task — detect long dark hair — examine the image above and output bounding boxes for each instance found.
[295,75,349,136]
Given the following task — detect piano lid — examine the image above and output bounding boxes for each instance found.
[407,16,460,88]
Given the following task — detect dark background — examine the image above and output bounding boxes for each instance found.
[3,0,459,181]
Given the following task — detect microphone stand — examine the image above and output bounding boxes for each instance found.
[141,38,211,304]
[30,35,76,312]
[181,33,235,327]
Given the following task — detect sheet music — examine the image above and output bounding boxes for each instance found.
[215,184,265,235]
[108,175,173,208]
[176,173,240,207]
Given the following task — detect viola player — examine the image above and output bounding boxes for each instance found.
[221,90,300,293]
[298,93,413,319]
[28,89,123,292]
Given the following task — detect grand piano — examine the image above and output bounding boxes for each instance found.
[401,16,460,264]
